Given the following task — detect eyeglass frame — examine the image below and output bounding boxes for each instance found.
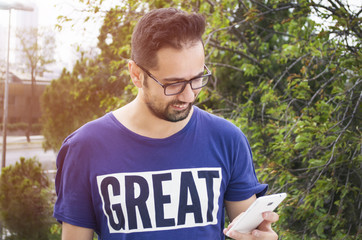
[134,61,212,96]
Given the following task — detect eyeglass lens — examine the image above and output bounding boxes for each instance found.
[165,76,209,95]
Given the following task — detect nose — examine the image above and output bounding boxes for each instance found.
[177,83,196,103]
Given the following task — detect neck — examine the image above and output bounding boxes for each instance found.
[113,95,193,139]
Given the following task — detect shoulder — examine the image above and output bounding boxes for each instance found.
[194,106,246,139]
[62,113,115,148]
[57,113,116,169]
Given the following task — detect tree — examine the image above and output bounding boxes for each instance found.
[41,3,145,151]
[0,157,54,240]
[16,27,55,142]
[200,0,361,238]
[41,54,127,151]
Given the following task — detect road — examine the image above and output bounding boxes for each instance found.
[0,135,57,179]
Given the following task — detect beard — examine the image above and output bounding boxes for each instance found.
[145,99,193,122]
[142,76,196,122]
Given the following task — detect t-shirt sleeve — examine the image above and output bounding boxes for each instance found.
[53,136,97,229]
[224,133,268,201]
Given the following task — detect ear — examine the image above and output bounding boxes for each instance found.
[128,60,143,88]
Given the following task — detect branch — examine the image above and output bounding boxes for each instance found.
[254,24,296,39]
[307,67,329,82]
[272,54,309,90]
[307,74,338,106]
[311,0,362,38]
[306,90,361,192]
[204,88,239,109]
[327,78,361,128]
[207,41,262,68]
[204,3,300,46]
[284,72,345,140]
[208,62,244,73]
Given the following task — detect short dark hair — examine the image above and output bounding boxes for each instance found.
[131,8,206,69]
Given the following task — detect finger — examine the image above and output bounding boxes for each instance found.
[262,211,279,223]
[223,221,235,233]
[257,212,279,232]
[223,213,244,234]
[223,222,238,237]
[251,229,278,240]
[225,230,253,240]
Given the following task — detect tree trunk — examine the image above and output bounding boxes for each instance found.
[26,73,35,143]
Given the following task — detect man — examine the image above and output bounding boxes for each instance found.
[54,8,279,240]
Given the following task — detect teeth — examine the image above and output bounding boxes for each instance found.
[174,104,186,108]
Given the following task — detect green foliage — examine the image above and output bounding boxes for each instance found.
[202,0,361,239]
[41,54,128,151]
[42,0,361,239]
[41,4,146,151]
[0,157,56,240]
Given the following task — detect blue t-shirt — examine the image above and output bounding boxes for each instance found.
[54,106,267,239]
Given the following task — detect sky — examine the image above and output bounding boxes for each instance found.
[0,0,361,78]
[0,0,109,75]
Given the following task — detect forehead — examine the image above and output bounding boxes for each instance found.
[153,41,205,79]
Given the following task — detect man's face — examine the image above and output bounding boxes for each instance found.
[141,41,205,122]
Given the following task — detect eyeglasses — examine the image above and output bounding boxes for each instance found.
[135,62,212,96]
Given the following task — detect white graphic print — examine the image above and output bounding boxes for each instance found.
[97,168,222,233]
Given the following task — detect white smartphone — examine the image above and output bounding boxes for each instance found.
[226,193,287,236]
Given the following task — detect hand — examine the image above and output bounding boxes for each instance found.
[223,211,279,240]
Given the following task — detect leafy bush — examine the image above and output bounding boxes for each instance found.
[0,157,56,240]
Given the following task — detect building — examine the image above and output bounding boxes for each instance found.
[0,71,51,125]
[0,1,55,128]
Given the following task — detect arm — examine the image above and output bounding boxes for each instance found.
[224,195,279,240]
[225,194,257,221]
[62,222,94,240]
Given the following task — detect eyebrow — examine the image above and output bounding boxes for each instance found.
[162,71,205,82]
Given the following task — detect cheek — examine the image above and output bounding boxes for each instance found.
[194,89,202,97]
[147,90,174,104]
[143,81,163,97]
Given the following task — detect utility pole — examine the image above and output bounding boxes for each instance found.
[0,1,34,169]
[0,2,34,239]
